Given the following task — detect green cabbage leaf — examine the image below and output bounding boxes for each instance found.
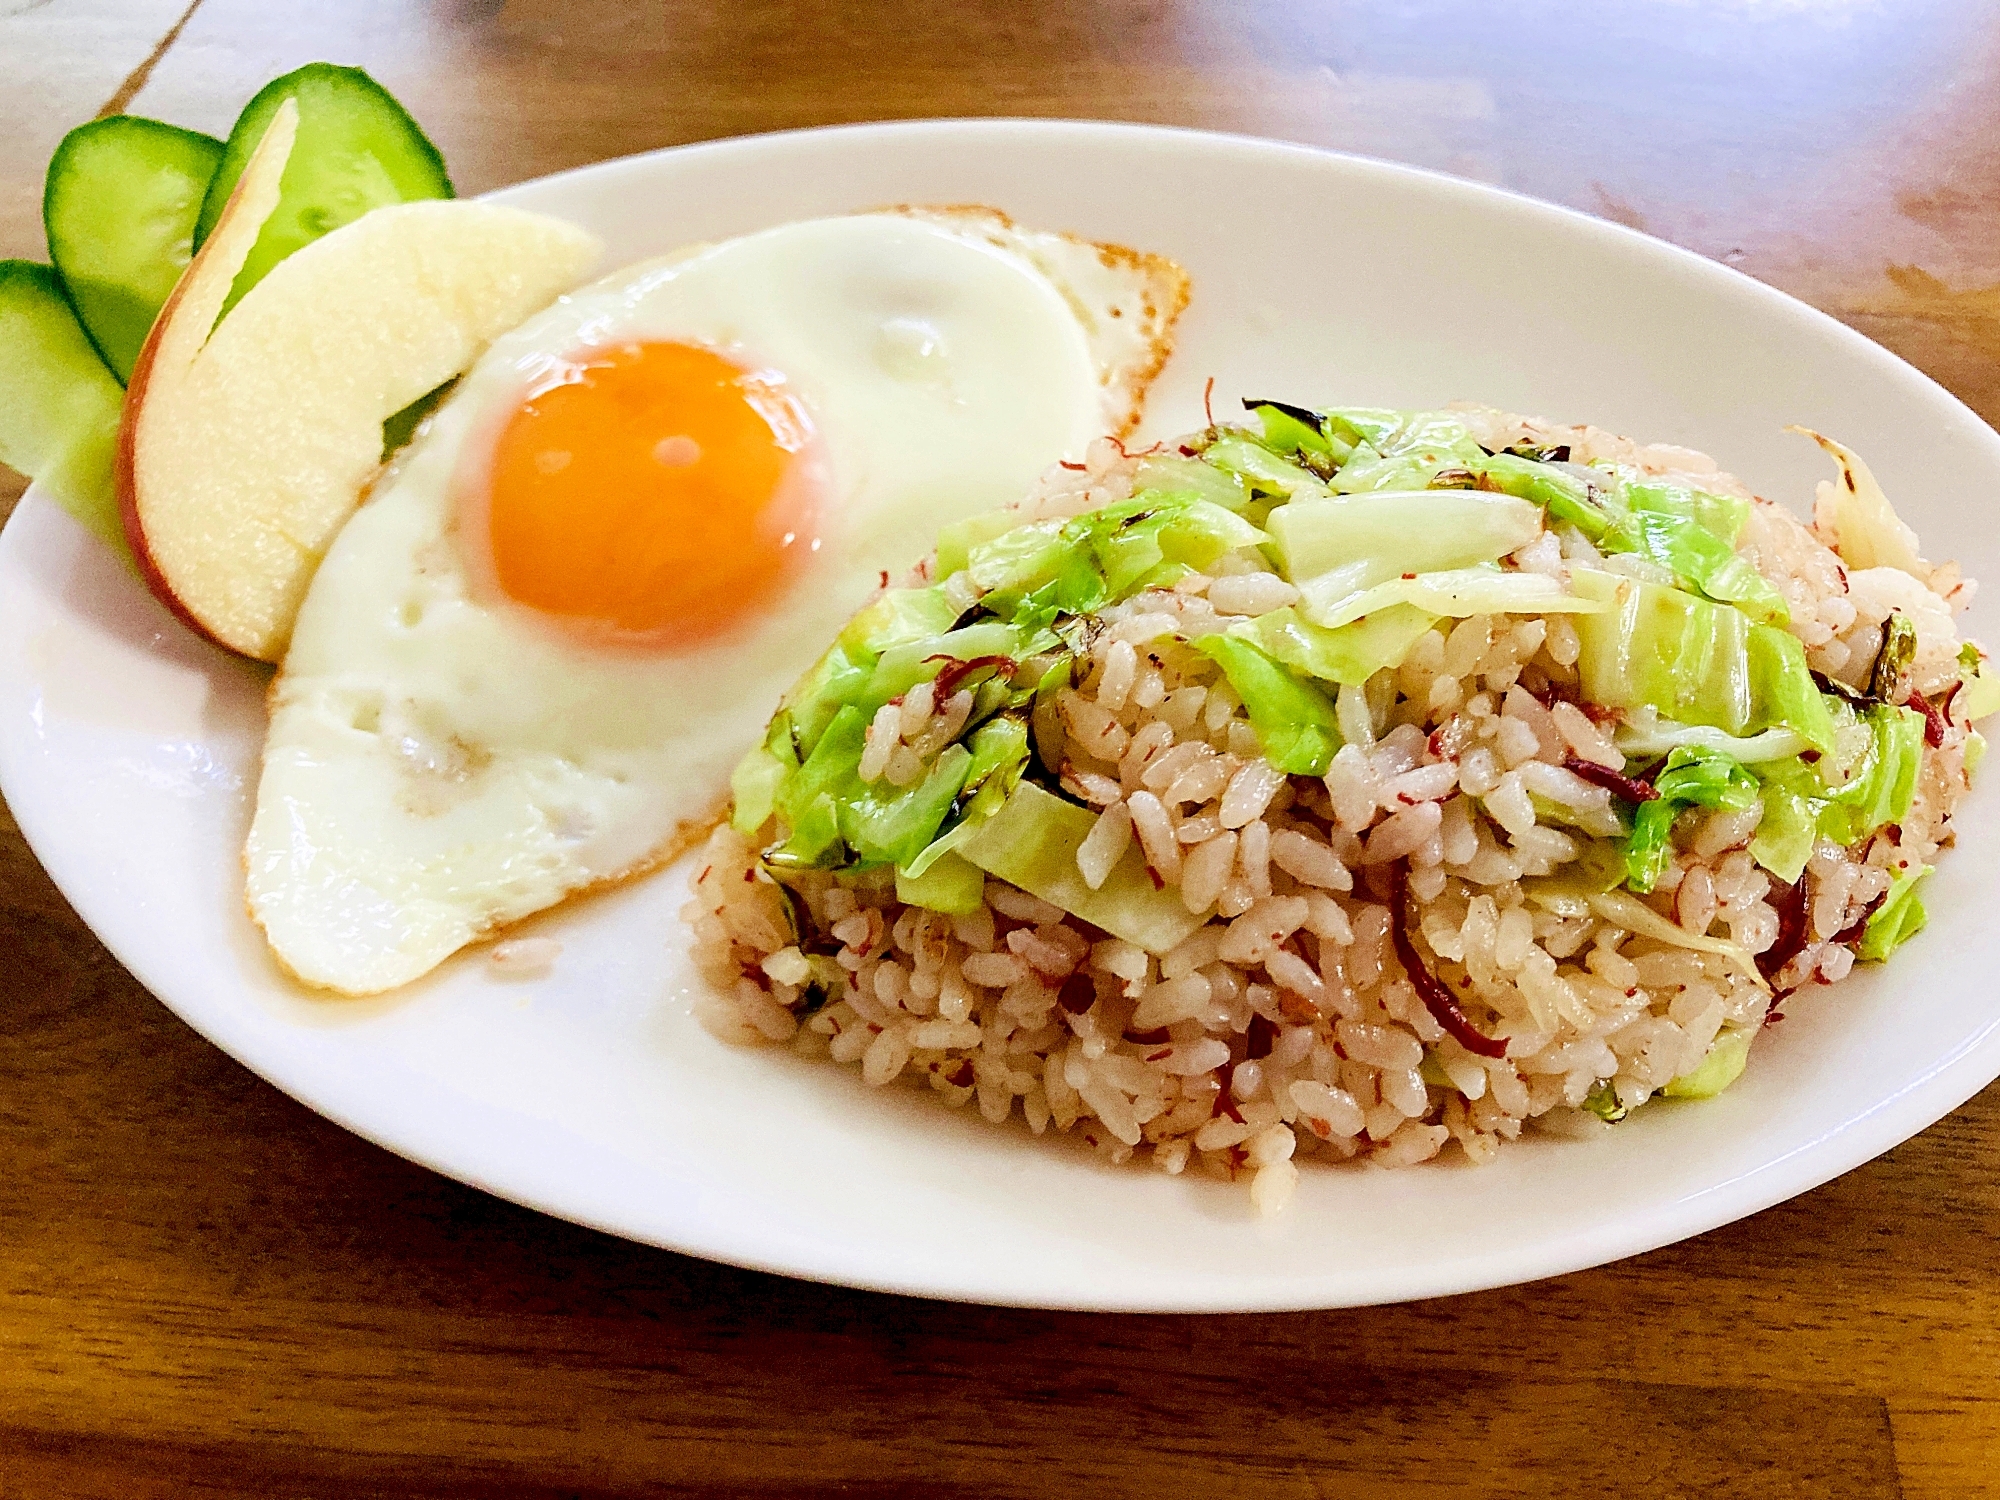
[956,782,1207,953]
[1192,634,1342,775]
[1747,701,1924,883]
[1267,488,1542,589]
[1958,642,2000,722]
[1622,746,1760,892]
[1663,1028,1754,1099]
[1303,563,1607,631]
[1242,604,1440,687]
[900,716,1031,879]
[1858,866,1930,961]
[1600,507,1790,626]
[1572,569,1833,750]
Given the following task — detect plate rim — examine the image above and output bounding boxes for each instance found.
[7,115,2000,1312]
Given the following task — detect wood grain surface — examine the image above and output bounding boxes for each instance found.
[3,2,1998,1495]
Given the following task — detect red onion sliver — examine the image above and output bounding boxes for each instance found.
[1388,862,1508,1059]
[1562,755,1658,802]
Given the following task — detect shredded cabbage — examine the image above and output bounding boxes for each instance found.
[1571,569,1833,750]
[936,508,1035,580]
[1601,507,1790,626]
[1746,768,1820,885]
[1817,702,1924,845]
[1622,747,1760,892]
[957,782,1206,953]
[1268,488,1543,588]
[1663,1028,1754,1099]
[1245,400,1339,463]
[1371,409,1481,454]
[1243,604,1440,687]
[729,712,798,836]
[1200,433,1331,500]
[1302,563,1607,631]
[1859,867,1930,961]
[1619,477,1750,545]
[967,490,1268,615]
[1520,843,1631,913]
[863,621,1021,706]
[838,585,962,653]
[1193,634,1342,775]
[1326,453,1447,494]
[781,637,873,756]
[1615,714,1810,764]
[1958,641,2000,721]
[759,617,1041,872]
[895,851,987,915]
[772,704,869,865]
[1249,404,1635,538]
[1319,407,1406,449]
[1475,452,1616,538]
[839,743,973,868]
[1316,411,1491,494]
[1131,451,1253,512]
[1746,702,1923,882]
[900,716,1030,878]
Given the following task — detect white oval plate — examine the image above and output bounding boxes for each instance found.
[5,122,1998,1311]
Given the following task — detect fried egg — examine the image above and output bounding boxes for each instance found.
[247,209,1188,993]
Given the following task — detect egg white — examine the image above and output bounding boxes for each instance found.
[247,213,1122,994]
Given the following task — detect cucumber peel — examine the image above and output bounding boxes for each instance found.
[44,115,223,382]
[5,65,461,553]
[195,62,453,312]
[0,261,127,546]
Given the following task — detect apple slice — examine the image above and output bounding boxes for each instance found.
[120,99,601,662]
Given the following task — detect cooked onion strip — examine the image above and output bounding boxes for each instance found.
[1588,889,1769,990]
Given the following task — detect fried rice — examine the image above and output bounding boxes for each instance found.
[683,403,1991,1213]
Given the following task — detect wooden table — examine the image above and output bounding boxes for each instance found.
[3,3,1996,1494]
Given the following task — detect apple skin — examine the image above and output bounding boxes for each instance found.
[117,204,258,656]
[117,100,601,663]
[118,98,298,658]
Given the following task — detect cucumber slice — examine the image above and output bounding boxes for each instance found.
[44,116,223,382]
[382,378,453,458]
[195,62,453,311]
[0,261,127,547]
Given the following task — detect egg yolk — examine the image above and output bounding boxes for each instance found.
[482,341,820,643]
